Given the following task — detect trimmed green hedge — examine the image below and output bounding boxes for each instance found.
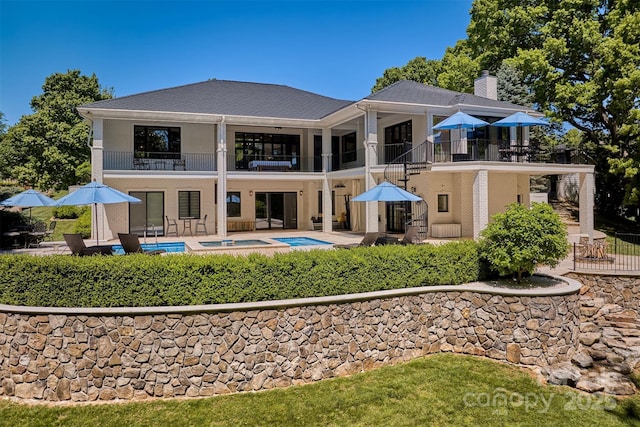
[0,241,481,308]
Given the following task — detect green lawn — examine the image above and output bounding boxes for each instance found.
[0,354,637,427]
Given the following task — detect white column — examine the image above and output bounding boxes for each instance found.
[473,169,489,239]
[216,119,227,238]
[579,171,595,241]
[91,118,109,242]
[426,113,434,163]
[364,107,379,233]
[321,127,332,232]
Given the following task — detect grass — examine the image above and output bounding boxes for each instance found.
[0,354,637,427]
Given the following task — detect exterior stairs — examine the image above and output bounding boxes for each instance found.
[383,141,431,240]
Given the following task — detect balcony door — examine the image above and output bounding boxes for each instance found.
[255,192,297,230]
[129,191,165,236]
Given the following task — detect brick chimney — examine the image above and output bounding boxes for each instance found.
[474,70,497,100]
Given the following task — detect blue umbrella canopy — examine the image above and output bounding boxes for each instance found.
[433,112,489,130]
[54,181,141,245]
[352,181,422,202]
[492,112,549,127]
[53,181,141,206]
[0,189,55,207]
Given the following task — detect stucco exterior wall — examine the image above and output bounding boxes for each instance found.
[103,120,216,155]
[103,177,217,238]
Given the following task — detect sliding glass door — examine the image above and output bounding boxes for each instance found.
[255,192,297,230]
[129,191,164,236]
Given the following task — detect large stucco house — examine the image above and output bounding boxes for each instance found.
[77,73,595,242]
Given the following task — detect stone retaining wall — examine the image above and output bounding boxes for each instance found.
[567,272,640,312]
[0,281,581,403]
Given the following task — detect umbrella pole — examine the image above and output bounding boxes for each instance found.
[94,203,99,246]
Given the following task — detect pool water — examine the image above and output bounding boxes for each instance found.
[199,239,270,247]
[272,237,333,247]
[112,242,186,254]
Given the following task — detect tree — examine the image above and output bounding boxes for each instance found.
[372,57,442,93]
[436,41,481,93]
[0,112,7,136]
[466,0,640,214]
[518,2,639,210]
[479,202,569,281]
[466,0,550,73]
[496,62,534,106]
[0,70,112,190]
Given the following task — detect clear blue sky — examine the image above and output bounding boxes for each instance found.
[1,0,473,126]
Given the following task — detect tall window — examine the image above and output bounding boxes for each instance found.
[384,121,412,161]
[134,126,181,159]
[178,191,200,219]
[227,192,241,217]
[341,132,357,163]
[234,133,300,170]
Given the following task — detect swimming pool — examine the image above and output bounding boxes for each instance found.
[112,242,186,254]
[199,239,271,247]
[272,237,333,247]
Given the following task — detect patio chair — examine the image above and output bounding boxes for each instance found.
[334,232,379,249]
[27,222,48,248]
[195,214,208,235]
[63,233,114,256]
[117,233,166,255]
[166,216,178,237]
[44,220,56,241]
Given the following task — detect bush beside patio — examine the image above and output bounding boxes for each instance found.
[0,241,480,308]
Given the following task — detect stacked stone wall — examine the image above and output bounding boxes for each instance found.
[0,284,580,402]
[567,273,640,312]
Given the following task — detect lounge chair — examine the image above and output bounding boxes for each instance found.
[117,233,166,255]
[334,232,379,249]
[63,233,114,256]
[399,226,423,245]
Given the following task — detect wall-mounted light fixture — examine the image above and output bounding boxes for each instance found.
[249,190,253,196]
[275,126,282,130]
[299,190,304,196]
[410,186,416,193]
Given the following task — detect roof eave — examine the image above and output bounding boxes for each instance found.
[77,107,324,127]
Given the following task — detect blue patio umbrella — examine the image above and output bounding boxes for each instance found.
[0,189,55,220]
[433,112,489,130]
[0,189,55,208]
[492,112,549,127]
[352,181,422,202]
[54,181,141,245]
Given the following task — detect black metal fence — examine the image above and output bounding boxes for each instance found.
[573,233,640,271]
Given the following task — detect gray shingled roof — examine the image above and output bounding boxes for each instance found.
[82,80,354,120]
[83,78,529,120]
[366,80,528,110]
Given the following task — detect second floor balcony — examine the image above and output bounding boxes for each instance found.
[104,151,217,172]
[385,140,576,165]
[103,141,577,174]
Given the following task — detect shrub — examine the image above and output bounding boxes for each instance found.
[0,241,481,307]
[74,207,92,238]
[52,205,81,219]
[479,202,569,281]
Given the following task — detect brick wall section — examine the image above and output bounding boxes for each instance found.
[0,286,580,402]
